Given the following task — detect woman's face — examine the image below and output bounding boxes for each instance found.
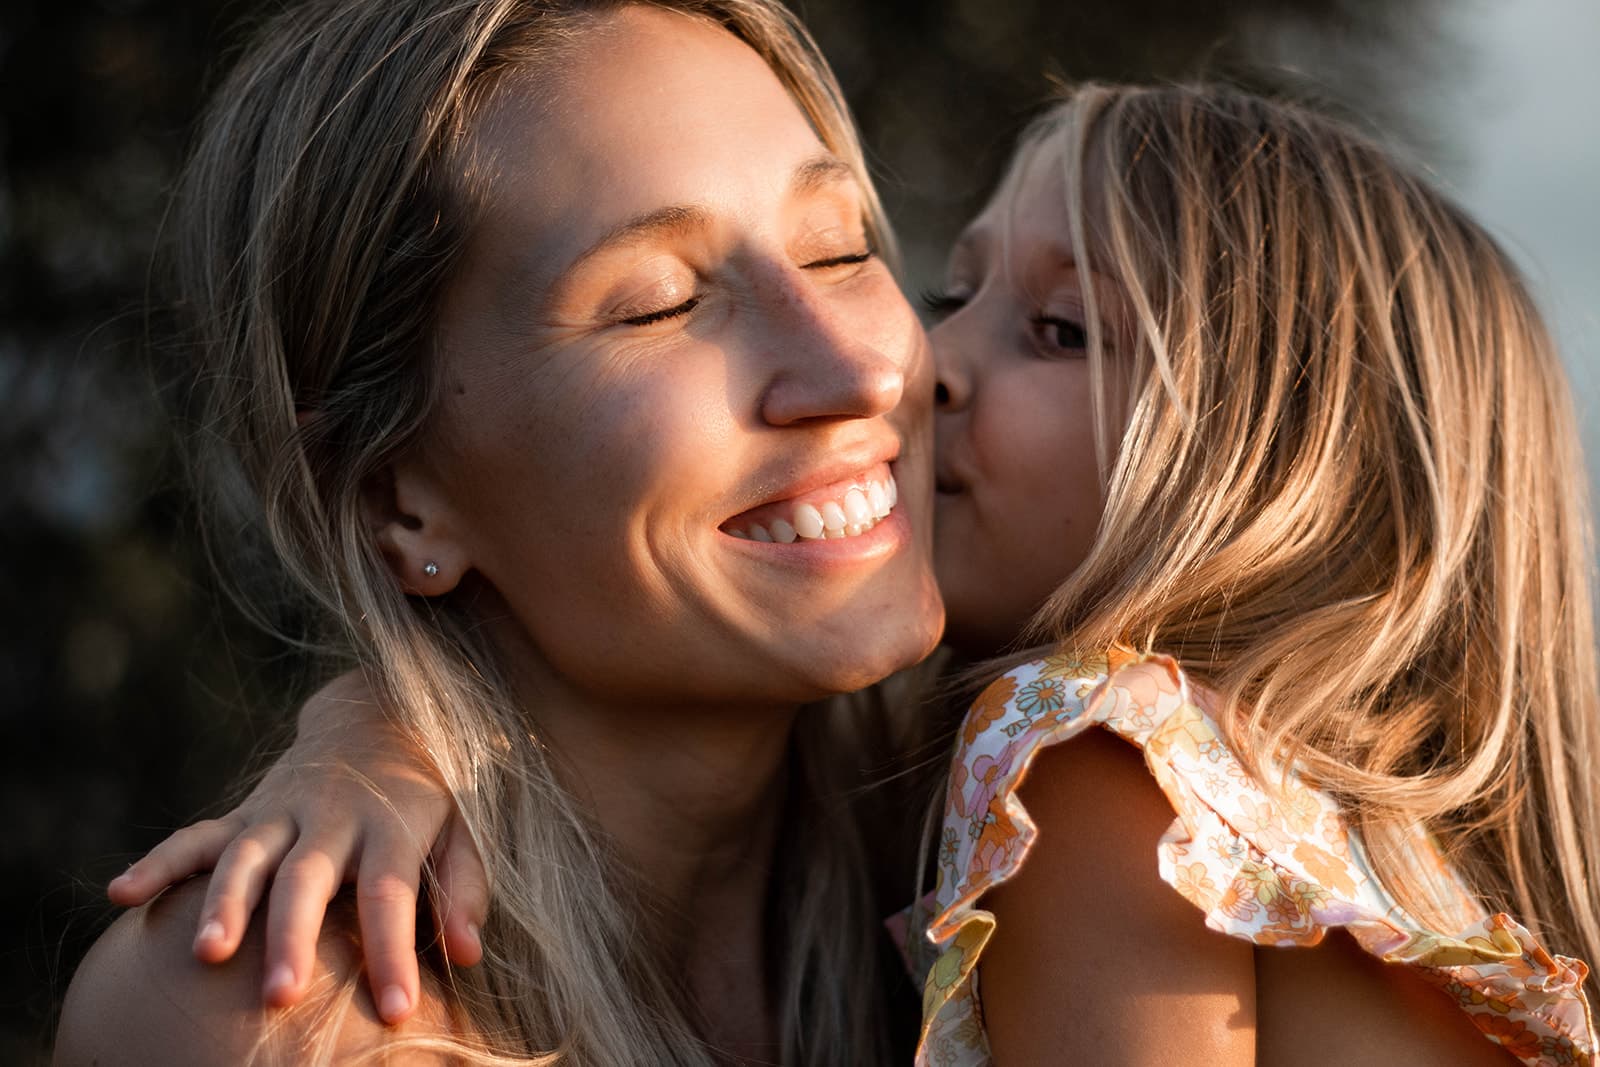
[399,7,943,706]
[929,140,1117,656]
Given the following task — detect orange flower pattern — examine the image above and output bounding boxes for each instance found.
[907,651,1596,1067]
[963,675,1017,746]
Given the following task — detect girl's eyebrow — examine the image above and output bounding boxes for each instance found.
[944,227,989,278]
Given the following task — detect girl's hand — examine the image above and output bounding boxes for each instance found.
[104,673,489,1024]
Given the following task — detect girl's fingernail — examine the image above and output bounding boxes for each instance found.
[466,922,481,946]
[264,964,296,1003]
[195,920,225,947]
[379,985,410,1021]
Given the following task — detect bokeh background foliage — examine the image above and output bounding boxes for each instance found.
[0,0,1533,1059]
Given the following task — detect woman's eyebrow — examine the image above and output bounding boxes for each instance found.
[568,204,713,271]
[790,153,855,196]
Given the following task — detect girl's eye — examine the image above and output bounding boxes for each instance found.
[1035,315,1087,353]
[920,287,968,317]
[620,296,700,327]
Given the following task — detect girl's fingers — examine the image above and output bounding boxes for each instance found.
[192,816,299,964]
[261,841,348,1008]
[433,816,488,968]
[107,816,245,906]
[354,834,425,1024]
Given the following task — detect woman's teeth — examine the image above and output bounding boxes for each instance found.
[728,474,898,543]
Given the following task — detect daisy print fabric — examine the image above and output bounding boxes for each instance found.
[910,649,1596,1067]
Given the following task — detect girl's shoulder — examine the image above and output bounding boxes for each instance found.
[909,649,1596,1067]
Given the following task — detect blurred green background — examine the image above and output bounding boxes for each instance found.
[4,0,1594,1060]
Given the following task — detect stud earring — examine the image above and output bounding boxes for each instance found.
[423,561,439,578]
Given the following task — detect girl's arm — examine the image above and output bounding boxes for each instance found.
[105,673,488,1025]
[977,728,1257,1065]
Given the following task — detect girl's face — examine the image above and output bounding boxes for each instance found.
[929,141,1119,655]
[396,7,943,706]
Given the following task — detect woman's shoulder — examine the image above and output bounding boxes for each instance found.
[56,879,457,1066]
[57,880,270,1066]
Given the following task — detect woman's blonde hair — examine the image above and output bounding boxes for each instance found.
[176,0,909,1062]
[1014,82,1599,996]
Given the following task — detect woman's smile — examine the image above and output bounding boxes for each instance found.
[722,462,898,543]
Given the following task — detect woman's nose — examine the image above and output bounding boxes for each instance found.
[758,279,907,426]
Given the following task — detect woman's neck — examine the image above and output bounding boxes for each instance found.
[550,695,795,1051]
[541,693,798,915]
[496,635,801,1056]
[483,610,802,910]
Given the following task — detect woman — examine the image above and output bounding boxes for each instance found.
[56,0,944,1063]
[93,57,1600,1067]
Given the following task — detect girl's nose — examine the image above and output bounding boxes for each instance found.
[931,323,972,412]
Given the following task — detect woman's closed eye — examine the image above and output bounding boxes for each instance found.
[797,240,879,285]
[615,245,876,328]
[803,247,874,271]
[620,295,701,327]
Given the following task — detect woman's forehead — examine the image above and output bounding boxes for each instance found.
[446,6,852,291]
[457,7,829,201]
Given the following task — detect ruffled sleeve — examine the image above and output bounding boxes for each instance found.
[911,649,1596,1067]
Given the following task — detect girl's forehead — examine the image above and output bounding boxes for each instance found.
[951,133,1078,275]
[991,125,1088,233]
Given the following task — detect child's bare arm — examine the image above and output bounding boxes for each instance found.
[106,672,488,1024]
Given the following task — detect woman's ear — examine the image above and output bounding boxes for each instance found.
[362,459,469,596]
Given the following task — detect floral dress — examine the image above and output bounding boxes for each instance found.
[906,649,1596,1067]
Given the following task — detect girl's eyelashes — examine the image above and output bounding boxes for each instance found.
[1034,314,1087,353]
[919,280,1087,353]
[620,295,701,327]
[920,287,968,316]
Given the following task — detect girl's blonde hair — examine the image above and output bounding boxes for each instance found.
[1016,82,1599,996]
[176,0,908,1062]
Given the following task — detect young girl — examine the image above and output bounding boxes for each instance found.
[913,83,1598,1065]
[108,83,1600,1065]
